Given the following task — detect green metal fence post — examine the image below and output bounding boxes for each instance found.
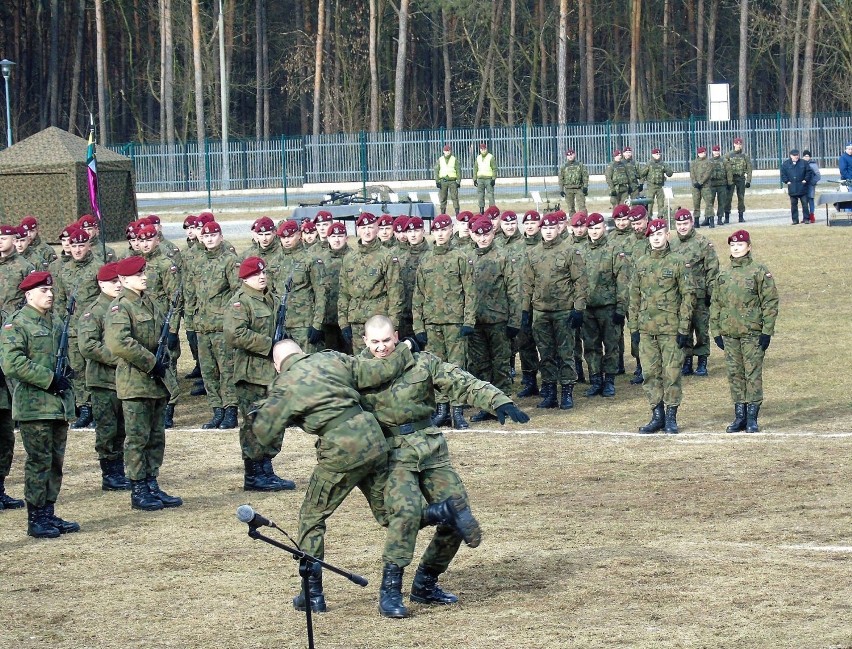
[777,112,783,186]
[281,134,289,207]
[523,121,529,197]
[204,138,212,209]
[605,121,612,162]
[360,131,368,198]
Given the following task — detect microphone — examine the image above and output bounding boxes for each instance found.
[236,504,275,529]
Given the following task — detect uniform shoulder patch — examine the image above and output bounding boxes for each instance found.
[618,252,626,258]
[3,323,12,329]
[233,302,242,308]
[684,263,692,268]
[316,258,324,264]
[765,272,772,278]
[110,305,120,313]
[511,257,517,263]
[82,312,92,320]
[468,259,474,264]
[170,265,178,273]
[392,257,399,263]
[708,242,714,247]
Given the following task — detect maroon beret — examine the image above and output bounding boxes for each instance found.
[183,215,197,229]
[20,216,38,230]
[254,216,276,233]
[200,221,222,235]
[479,142,488,149]
[457,211,475,223]
[613,149,622,157]
[328,222,347,236]
[697,146,707,154]
[239,256,266,280]
[651,148,661,155]
[405,217,424,231]
[68,227,90,244]
[733,137,744,145]
[78,214,99,229]
[585,213,604,227]
[377,215,395,227]
[19,271,53,292]
[484,205,500,218]
[623,146,633,153]
[443,144,451,152]
[97,262,120,282]
[0,224,16,236]
[392,216,409,233]
[356,212,378,227]
[522,210,541,223]
[470,218,493,234]
[646,219,668,236]
[542,213,561,227]
[125,221,139,239]
[277,220,299,237]
[196,212,215,226]
[315,210,334,223]
[116,255,146,276]
[14,226,28,239]
[144,214,161,226]
[674,208,693,222]
[432,214,453,230]
[135,225,157,241]
[627,205,648,221]
[555,210,568,222]
[711,145,721,152]
[500,211,517,222]
[728,229,750,244]
[570,212,588,227]
[565,149,575,156]
[301,220,317,233]
[612,204,630,219]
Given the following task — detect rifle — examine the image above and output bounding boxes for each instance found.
[152,289,182,376]
[53,292,76,395]
[273,275,294,344]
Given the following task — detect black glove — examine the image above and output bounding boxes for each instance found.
[610,191,618,198]
[676,333,690,349]
[714,335,725,350]
[745,182,751,188]
[341,326,353,344]
[560,191,566,198]
[49,375,71,395]
[582,187,588,196]
[758,334,772,351]
[167,332,179,351]
[436,180,442,189]
[611,312,625,326]
[569,309,584,329]
[521,310,532,330]
[495,403,531,425]
[693,183,702,190]
[415,331,428,348]
[630,331,640,347]
[637,183,644,193]
[506,326,520,340]
[459,325,475,337]
[490,178,495,188]
[403,336,421,353]
[151,358,168,379]
[474,179,478,187]
[307,326,324,345]
[704,294,712,307]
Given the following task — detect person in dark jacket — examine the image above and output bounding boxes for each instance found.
[839,142,852,182]
[802,150,821,222]
[779,149,814,225]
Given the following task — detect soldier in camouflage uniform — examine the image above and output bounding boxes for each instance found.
[669,208,720,378]
[180,215,204,389]
[559,149,589,214]
[568,212,589,383]
[392,217,410,248]
[699,145,733,227]
[451,211,475,251]
[639,148,674,217]
[301,219,319,248]
[77,214,117,263]
[359,315,529,618]
[244,216,284,287]
[0,271,78,537]
[378,214,396,248]
[605,149,631,207]
[321,222,351,352]
[724,137,753,223]
[412,214,477,430]
[223,256,296,492]
[435,144,462,215]
[467,218,521,421]
[609,204,633,374]
[622,146,641,198]
[398,217,430,341]
[581,213,629,398]
[627,219,695,434]
[314,210,334,248]
[19,216,58,270]
[522,212,588,410]
[338,212,404,353]
[105,255,182,511]
[689,147,710,226]
[483,205,503,246]
[48,228,73,278]
[275,219,327,352]
[77,262,131,492]
[143,214,182,261]
[710,230,779,433]
[626,206,650,384]
[473,142,498,213]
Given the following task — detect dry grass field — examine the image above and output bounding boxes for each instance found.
[2,225,851,649]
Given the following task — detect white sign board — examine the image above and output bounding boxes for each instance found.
[708,83,730,122]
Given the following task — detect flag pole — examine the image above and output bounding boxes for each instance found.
[88,113,107,259]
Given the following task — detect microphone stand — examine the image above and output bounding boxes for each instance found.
[245,526,368,649]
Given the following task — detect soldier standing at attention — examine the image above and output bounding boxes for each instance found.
[314,210,334,248]
[435,144,461,215]
[522,212,588,410]
[19,216,58,270]
[627,219,695,434]
[359,315,529,618]
[710,230,779,434]
[701,145,733,227]
[724,137,753,223]
[669,208,720,378]
[559,149,589,214]
[301,219,319,248]
[484,205,503,245]
[105,256,182,511]
[13,226,38,269]
[605,149,630,207]
[223,256,296,492]
[322,222,351,353]
[378,215,396,248]
[473,142,497,214]
[522,210,542,245]
[143,214,182,260]
[77,214,117,262]
[180,215,207,397]
[690,147,710,226]
[1,271,79,537]
[640,148,674,217]
[48,227,73,278]
[195,220,241,430]
[411,214,477,430]
[399,217,430,341]
[392,217,410,248]
[77,262,131,491]
[451,211,475,250]
[626,205,650,384]
[243,216,283,296]
[609,204,633,375]
[568,212,589,384]
[622,146,641,198]
[338,212,404,353]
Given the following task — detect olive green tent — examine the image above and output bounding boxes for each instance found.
[0,126,135,243]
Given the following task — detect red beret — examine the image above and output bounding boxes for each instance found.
[254,216,275,233]
[484,205,500,218]
[239,256,266,280]
[570,212,588,227]
[144,214,161,226]
[68,227,90,244]
[565,149,575,156]
[196,213,215,226]
[457,211,474,223]
[136,225,158,241]
[728,229,750,244]
[0,224,16,236]
[301,220,316,233]
[674,208,693,222]
[627,205,648,221]
[355,212,378,227]
[60,225,79,239]
[646,219,668,236]
[623,146,632,153]
[612,204,630,219]
[500,210,517,222]
[20,216,38,230]
[613,149,622,156]
[555,210,568,222]
[125,221,139,239]
[470,218,493,234]
[377,214,395,227]
[405,217,424,231]
[479,142,488,149]
[651,148,661,155]
[328,222,347,236]
[200,221,222,235]
[432,214,453,230]
[97,262,120,282]
[697,146,707,154]
[183,215,197,229]
[314,210,334,223]
[277,220,299,237]
[443,144,451,152]
[711,145,721,152]
[522,210,541,223]
[14,226,27,239]
[392,216,409,233]
[78,214,99,229]
[19,271,53,292]
[541,213,560,227]
[585,213,604,227]
[733,137,743,145]
[116,255,146,276]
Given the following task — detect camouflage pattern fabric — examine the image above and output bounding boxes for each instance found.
[0,406,13,477]
[122,397,166,481]
[669,229,720,357]
[198,331,237,409]
[398,239,430,339]
[275,245,328,332]
[605,162,630,206]
[690,157,711,215]
[90,386,125,462]
[0,252,35,312]
[468,322,513,394]
[236,382,276,461]
[18,420,68,507]
[582,233,629,375]
[412,242,477,332]
[559,160,589,213]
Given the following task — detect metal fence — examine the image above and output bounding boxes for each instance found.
[111,113,852,198]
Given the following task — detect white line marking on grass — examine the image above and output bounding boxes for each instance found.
[781,544,852,553]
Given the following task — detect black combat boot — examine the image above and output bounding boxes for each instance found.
[262,457,296,490]
[379,563,410,618]
[716,215,723,226]
[681,356,694,376]
[71,404,94,429]
[101,458,131,491]
[724,211,731,224]
[470,409,497,422]
[575,359,586,383]
[243,458,275,492]
[45,502,80,534]
[27,502,60,539]
[630,362,644,385]
[738,211,745,223]
[146,476,183,508]
[190,380,207,396]
[585,373,603,397]
[0,477,24,509]
[746,403,761,433]
[601,373,616,398]
[694,356,708,377]
[617,353,626,375]
[536,382,557,409]
[410,565,458,605]
[421,495,482,547]
[130,479,164,511]
[431,402,450,428]
[726,403,747,433]
[516,371,539,397]
[664,405,679,434]
[163,404,175,429]
[451,406,469,430]
[559,384,574,410]
[639,402,665,434]
[700,216,712,228]
[202,407,225,429]
[218,406,238,429]
[694,218,701,229]
[293,562,327,613]
[184,363,202,380]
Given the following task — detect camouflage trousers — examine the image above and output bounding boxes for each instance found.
[425,323,468,406]
[476,177,496,211]
[691,188,704,215]
[122,397,166,481]
[19,419,67,507]
[468,321,512,394]
[68,335,90,407]
[236,382,282,461]
[703,185,727,220]
[638,334,685,407]
[383,432,466,572]
[323,323,351,354]
[582,305,621,375]
[563,188,586,214]
[532,310,577,384]
[198,331,237,409]
[725,176,747,214]
[722,335,766,405]
[90,386,125,462]
[298,454,389,560]
[609,186,629,207]
[439,179,460,215]
[0,407,14,478]
[288,326,323,354]
[684,297,711,357]
[646,184,667,218]
[511,327,540,375]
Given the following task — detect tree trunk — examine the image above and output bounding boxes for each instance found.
[94,0,108,144]
[799,0,818,120]
[191,0,205,149]
[557,0,568,125]
[585,0,594,121]
[68,0,86,133]
[778,0,788,110]
[256,0,264,138]
[442,9,452,130]
[474,1,501,129]
[159,0,175,144]
[47,0,60,126]
[507,0,517,125]
[578,0,587,114]
[369,0,380,132]
[790,0,805,119]
[393,0,410,132]
[296,0,309,135]
[312,0,326,136]
[696,0,705,98]
[737,0,748,119]
[706,0,719,83]
[538,0,548,124]
[629,0,641,124]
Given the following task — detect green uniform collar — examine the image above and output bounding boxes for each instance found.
[279,352,309,374]
[649,243,671,258]
[588,233,608,249]
[204,243,225,258]
[474,241,494,256]
[731,252,753,267]
[677,229,696,242]
[359,238,382,254]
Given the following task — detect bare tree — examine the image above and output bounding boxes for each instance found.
[629,0,642,124]
[558,0,568,125]
[312,0,326,137]
[790,0,805,119]
[799,0,818,121]
[393,0,410,132]
[68,0,86,133]
[706,0,719,83]
[94,0,108,144]
[159,0,175,144]
[738,0,748,119]
[584,0,594,121]
[442,8,452,130]
[47,0,60,126]
[191,0,205,148]
[507,0,517,125]
[369,0,380,132]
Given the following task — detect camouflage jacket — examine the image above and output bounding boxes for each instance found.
[584,234,629,311]
[710,253,779,338]
[275,245,328,330]
[20,244,52,271]
[497,230,525,255]
[143,247,182,333]
[104,289,170,400]
[627,244,696,336]
[338,237,404,328]
[669,229,720,299]
[160,238,182,265]
[92,244,118,264]
[700,156,733,187]
[28,235,58,270]
[224,284,276,387]
[559,160,589,190]
[0,304,75,421]
[471,242,522,327]
[623,160,640,188]
[195,243,241,334]
[725,150,753,181]
[181,239,202,329]
[399,240,430,321]
[77,292,119,390]
[54,251,101,335]
[523,236,588,313]
[0,252,35,314]
[609,227,635,258]
[252,345,415,473]
[605,161,630,190]
[412,242,477,330]
[630,231,650,263]
[640,159,674,186]
[322,245,349,325]
[450,233,475,252]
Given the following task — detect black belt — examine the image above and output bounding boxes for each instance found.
[383,417,432,436]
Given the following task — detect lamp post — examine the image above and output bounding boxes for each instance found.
[0,59,14,148]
